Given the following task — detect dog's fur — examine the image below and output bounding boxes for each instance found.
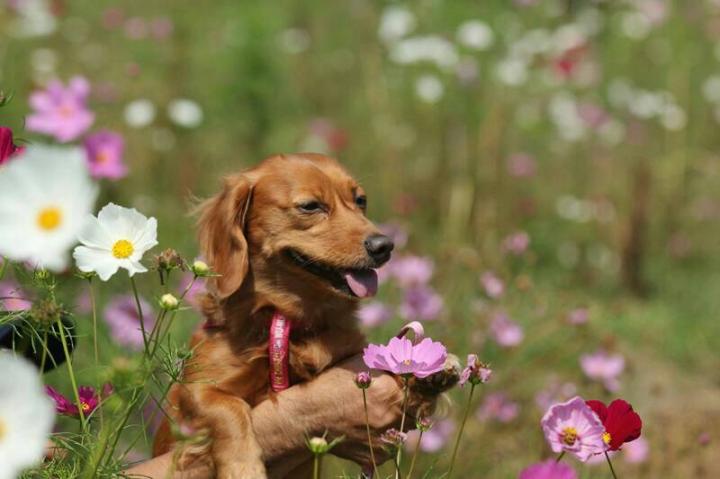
[153,153,453,478]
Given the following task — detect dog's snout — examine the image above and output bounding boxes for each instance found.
[364,234,394,264]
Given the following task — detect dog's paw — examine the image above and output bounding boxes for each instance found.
[216,461,267,479]
[410,353,461,395]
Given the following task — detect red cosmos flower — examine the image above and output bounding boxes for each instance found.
[586,399,642,451]
[0,126,24,165]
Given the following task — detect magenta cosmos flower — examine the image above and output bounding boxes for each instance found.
[83,130,127,179]
[399,285,444,322]
[0,127,24,165]
[391,255,434,287]
[490,312,524,347]
[103,295,155,350]
[405,418,455,453]
[541,396,606,461]
[357,301,393,327]
[26,77,94,142]
[579,350,625,391]
[45,385,101,417]
[363,336,447,378]
[519,460,577,479]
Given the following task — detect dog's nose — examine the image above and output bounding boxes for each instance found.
[364,234,394,264]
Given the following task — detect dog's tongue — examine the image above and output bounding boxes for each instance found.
[344,270,378,298]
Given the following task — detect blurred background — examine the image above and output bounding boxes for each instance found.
[2,0,720,477]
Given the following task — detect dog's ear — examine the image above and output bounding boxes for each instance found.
[197,174,254,298]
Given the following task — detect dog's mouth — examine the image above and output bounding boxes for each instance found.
[284,249,379,298]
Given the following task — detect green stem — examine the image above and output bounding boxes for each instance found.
[313,454,321,479]
[0,256,7,281]
[555,451,565,463]
[447,383,476,479]
[362,389,380,478]
[395,377,410,479]
[56,316,88,434]
[406,430,423,479]
[39,330,48,373]
[605,451,619,479]
[88,278,99,369]
[129,276,150,355]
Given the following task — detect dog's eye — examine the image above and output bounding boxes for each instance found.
[297,200,325,214]
[355,196,367,210]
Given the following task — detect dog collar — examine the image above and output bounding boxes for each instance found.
[268,311,291,392]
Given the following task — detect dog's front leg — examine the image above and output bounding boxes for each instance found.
[198,386,267,479]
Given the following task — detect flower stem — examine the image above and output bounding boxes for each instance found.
[406,430,423,479]
[395,377,410,479]
[39,329,49,372]
[447,382,476,479]
[313,453,321,479]
[56,315,88,434]
[88,278,100,369]
[555,451,565,463]
[129,276,150,355]
[362,389,380,478]
[605,451,619,479]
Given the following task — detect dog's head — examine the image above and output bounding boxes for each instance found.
[197,154,393,304]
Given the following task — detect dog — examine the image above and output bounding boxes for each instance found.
[153,153,456,478]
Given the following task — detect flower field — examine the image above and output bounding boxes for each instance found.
[1,0,720,477]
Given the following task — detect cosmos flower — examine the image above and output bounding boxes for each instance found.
[26,77,94,142]
[380,428,407,448]
[0,127,24,166]
[179,272,207,311]
[399,285,444,321]
[0,353,55,479]
[0,145,98,271]
[566,308,589,325]
[73,203,158,281]
[45,384,109,417]
[622,436,649,464]
[0,281,32,311]
[456,20,494,51]
[83,130,127,180]
[489,312,524,347]
[459,354,492,387]
[391,255,434,287]
[502,231,530,255]
[378,5,416,43]
[481,271,504,299]
[378,222,408,250]
[404,418,455,453]
[541,396,606,461]
[357,301,393,327]
[506,153,537,178]
[103,294,155,350]
[519,460,577,479]
[579,350,625,392]
[167,99,203,128]
[476,392,519,423]
[363,336,447,378]
[586,399,642,451]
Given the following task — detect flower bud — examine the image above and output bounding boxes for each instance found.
[416,417,433,432]
[354,371,372,389]
[154,248,186,273]
[380,428,407,449]
[307,437,328,454]
[159,293,179,310]
[191,260,210,276]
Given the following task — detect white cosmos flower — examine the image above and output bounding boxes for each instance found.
[73,203,158,281]
[0,145,98,271]
[0,353,55,479]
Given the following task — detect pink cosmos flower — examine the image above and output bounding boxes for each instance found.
[404,419,455,453]
[506,153,537,178]
[481,271,504,299]
[151,17,174,40]
[26,77,94,142]
[45,385,104,417]
[541,396,606,461]
[566,308,589,325]
[103,295,155,350]
[476,392,519,423]
[623,436,649,464]
[502,231,530,255]
[489,312,524,347]
[535,379,578,412]
[363,336,447,378]
[357,301,393,327]
[83,130,127,180]
[179,272,207,311]
[579,350,625,392]
[519,460,577,479]
[399,285,443,321]
[459,354,492,387]
[0,127,24,165]
[0,280,32,311]
[391,255,434,287]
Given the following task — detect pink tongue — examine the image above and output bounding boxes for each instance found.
[344,270,378,298]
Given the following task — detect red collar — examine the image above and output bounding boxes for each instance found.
[268,311,291,392]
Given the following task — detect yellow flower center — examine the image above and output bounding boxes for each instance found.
[561,427,578,446]
[603,432,611,445]
[0,418,5,442]
[37,207,62,231]
[112,239,134,259]
[81,402,91,412]
[96,150,110,164]
[402,359,412,365]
